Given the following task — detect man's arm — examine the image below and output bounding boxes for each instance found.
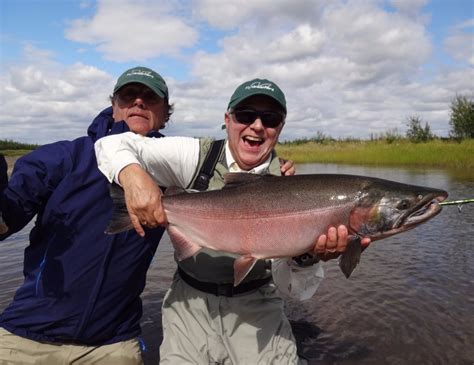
[95,133,200,188]
[95,133,201,236]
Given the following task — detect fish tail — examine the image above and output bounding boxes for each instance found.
[339,236,362,278]
[104,184,134,234]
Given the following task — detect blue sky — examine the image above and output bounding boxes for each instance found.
[1,0,473,144]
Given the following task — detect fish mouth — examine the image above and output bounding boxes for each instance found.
[368,192,447,240]
[403,197,444,227]
[392,193,447,233]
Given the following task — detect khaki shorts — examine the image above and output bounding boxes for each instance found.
[0,327,143,365]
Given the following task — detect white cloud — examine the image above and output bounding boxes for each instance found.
[1,45,114,144]
[389,0,429,17]
[194,0,326,30]
[444,19,474,66]
[1,0,472,144]
[65,0,198,61]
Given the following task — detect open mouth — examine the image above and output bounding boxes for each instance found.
[243,136,263,147]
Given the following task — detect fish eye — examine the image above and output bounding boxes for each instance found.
[397,199,410,210]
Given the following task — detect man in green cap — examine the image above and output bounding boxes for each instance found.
[95,78,370,364]
[0,66,173,364]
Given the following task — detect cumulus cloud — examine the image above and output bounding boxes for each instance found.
[172,0,446,140]
[444,19,474,66]
[65,0,198,61]
[1,44,114,144]
[389,0,429,17]
[193,0,326,30]
[1,0,472,144]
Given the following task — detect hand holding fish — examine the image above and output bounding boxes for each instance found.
[118,163,168,237]
[279,158,295,176]
[313,225,371,261]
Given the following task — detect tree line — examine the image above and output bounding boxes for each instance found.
[405,95,473,143]
[282,94,474,145]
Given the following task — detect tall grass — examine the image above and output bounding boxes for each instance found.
[276,139,474,170]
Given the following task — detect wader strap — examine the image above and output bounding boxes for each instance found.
[178,267,271,297]
[191,139,225,191]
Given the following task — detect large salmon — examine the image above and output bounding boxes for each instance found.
[106,173,448,285]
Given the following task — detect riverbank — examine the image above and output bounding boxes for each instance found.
[3,139,474,179]
[276,139,474,179]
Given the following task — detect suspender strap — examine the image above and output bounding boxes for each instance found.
[191,139,225,191]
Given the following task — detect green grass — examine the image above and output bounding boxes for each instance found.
[276,139,474,170]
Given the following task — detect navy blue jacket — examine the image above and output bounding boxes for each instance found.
[0,107,165,345]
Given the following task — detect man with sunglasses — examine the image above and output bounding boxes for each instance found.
[95,78,370,364]
[0,67,173,364]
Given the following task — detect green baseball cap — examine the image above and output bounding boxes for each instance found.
[227,78,286,113]
[113,66,168,99]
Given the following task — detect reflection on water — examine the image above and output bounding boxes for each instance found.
[1,164,473,364]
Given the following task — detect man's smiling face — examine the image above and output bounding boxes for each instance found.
[224,94,285,171]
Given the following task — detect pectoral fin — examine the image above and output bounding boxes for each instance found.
[339,236,362,278]
[233,255,258,286]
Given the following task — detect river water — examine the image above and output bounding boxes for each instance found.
[1,163,473,365]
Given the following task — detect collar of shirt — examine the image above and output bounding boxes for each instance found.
[225,141,271,174]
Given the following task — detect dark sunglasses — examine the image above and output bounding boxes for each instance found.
[116,85,161,105]
[232,109,285,128]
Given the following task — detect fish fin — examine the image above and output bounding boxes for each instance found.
[339,236,362,278]
[223,173,267,188]
[233,255,258,286]
[167,225,202,260]
[104,184,134,234]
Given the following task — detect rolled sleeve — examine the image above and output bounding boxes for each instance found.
[95,132,141,183]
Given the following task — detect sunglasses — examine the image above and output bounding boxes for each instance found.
[116,85,161,105]
[232,109,285,128]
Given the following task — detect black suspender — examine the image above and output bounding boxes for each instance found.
[191,139,225,191]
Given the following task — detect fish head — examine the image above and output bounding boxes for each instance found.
[349,179,448,240]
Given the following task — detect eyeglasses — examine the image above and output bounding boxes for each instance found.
[116,85,162,105]
[231,109,285,128]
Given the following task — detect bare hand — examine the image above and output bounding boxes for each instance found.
[119,164,168,237]
[279,158,295,176]
[313,225,371,261]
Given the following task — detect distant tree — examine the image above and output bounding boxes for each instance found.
[449,95,474,139]
[406,116,434,143]
[312,130,330,143]
[383,128,402,144]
